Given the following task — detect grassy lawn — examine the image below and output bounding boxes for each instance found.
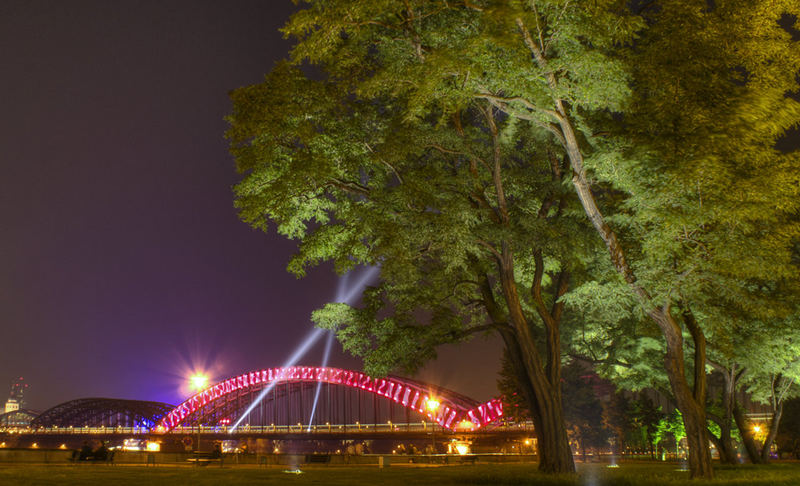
[1,462,799,485]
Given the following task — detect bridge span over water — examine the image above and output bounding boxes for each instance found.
[5,366,506,434]
[1,367,529,454]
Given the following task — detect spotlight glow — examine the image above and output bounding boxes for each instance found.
[229,266,379,432]
[229,328,324,431]
[339,267,379,304]
[307,331,334,431]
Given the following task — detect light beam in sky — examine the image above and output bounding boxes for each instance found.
[230,266,378,432]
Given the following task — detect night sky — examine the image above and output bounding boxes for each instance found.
[0,0,503,411]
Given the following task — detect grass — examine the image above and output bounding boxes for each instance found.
[0,462,799,485]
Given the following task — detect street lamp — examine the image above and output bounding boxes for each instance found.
[426,398,440,454]
[189,373,209,452]
[190,373,209,391]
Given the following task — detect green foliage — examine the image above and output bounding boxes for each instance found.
[228,55,595,377]
[597,0,800,324]
[228,6,800,475]
[737,317,800,407]
[654,409,686,453]
[284,0,642,122]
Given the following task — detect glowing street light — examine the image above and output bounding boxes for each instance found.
[190,373,209,392]
[188,372,209,453]
[426,398,441,454]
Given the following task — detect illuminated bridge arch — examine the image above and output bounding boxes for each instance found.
[159,367,502,431]
[31,398,174,429]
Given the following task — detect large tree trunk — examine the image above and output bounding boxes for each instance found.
[477,104,574,474]
[498,328,574,473]
[718,373,738,464]
[663,334,714,478]
[494,246,575,474]
[714,423,739,464]
[484,270,574,474]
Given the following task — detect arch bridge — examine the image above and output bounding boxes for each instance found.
[159,366,503,432]
[31,398,173,429]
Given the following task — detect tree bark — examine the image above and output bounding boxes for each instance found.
[711,426,738,465]
[483,268,574,474]
[710,367,739,465]
[496,244,575,474]
[498,326,575,473]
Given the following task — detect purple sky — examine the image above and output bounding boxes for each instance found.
[0,0,503,411]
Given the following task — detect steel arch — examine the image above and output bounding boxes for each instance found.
[159,366,502,431]
[31,398,174,428]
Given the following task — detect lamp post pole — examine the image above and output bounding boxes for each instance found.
[189,373,209,453]
[426,399,440,455]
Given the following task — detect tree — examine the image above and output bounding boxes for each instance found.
[655,409,687,460]
[555,1,800,476]
[734,318,800,463]
[228,60,597,472]
[236,1,800,478]
[267,0,642,473]
[629,394,664,459]
[559,361,610,462]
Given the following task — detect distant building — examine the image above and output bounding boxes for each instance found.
[8,377,28,408]
[4,398,19,414]
[1,377,35,427]
[4,377,28,414]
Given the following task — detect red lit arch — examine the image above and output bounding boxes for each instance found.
[158,366,502,431]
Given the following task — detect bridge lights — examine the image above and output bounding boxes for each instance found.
[456,420,475,431]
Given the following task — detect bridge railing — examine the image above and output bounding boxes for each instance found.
[0,421,536,435]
